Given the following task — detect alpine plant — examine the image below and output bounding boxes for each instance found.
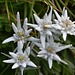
[33,36,72,69]
[2,6,74,75]
[54,7,75,41]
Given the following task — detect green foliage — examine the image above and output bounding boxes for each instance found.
[0,0,75,75]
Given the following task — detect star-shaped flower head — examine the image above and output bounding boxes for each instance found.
[27,6,59,48]
[2,12,40,44]
[3,45,37,69]
[34,36,72,69]
[54,7,75,41]
[27,6,53,35]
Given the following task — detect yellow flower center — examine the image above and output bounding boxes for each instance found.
[43,24,47,28]
[18,32,24,36]
[62,19,65,22]
[48,48,52,52]
[19,55,24,61]
[62,19,72,26]
[65,21,71,26]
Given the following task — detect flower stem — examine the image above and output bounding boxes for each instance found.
[20,67,24,75]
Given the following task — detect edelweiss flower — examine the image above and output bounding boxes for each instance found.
[2,12,40,44]
[27,6,60,48]
[34,36,72,69]
[3,46,37,69]
[54,7,75,41]
[27,6,53,35]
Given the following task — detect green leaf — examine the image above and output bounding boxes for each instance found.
[27,70,35,75]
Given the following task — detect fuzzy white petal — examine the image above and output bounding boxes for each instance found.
[55,44,72,52]
[52,25,61,30]
[54,10,61,20]
[33,42,42,48]
[12,22,18,33]
[28,37,40,42]
[37,55,45,57]
[9,52,17,58]
[48,57,53,69]
[24,47,30,57]
[46,30,52,36]
[62,7,65,16]
[34,14,41,25]
[40,34,45,48]
[27,23,38,28]
[45,25,52,28]
[21,62,26,67]
[17,12,22,31]
[38,50,47,54]
[25,29,32,35]
[3,59,15,63]
[63,32,67,41]
[35,27,42,32]
[2,36,15,44]
[48,6,52,20]
[23,18,28,30]
[64,10,68,18]
[53,54,61,61]
[12,63,19,69]
[44,55,48,59]
[60,60,68,65]
[27,61,37,67]
[44,13,47,20]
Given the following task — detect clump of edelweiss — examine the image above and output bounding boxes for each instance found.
[54,7,75,41]
[3,42,37,75]
[2,12,40,45]
[33,36,72,69]
[27,6,60,48]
